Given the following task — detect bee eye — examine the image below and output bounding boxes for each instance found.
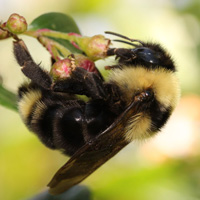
[144,90,152,97]
[131,47,161,64]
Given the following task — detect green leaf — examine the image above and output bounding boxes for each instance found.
[0,84,17,111]
[28,185,92,200]
[28,12,82,53]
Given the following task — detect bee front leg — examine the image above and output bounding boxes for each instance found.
[53,67,107,100]
[13,40,52,89]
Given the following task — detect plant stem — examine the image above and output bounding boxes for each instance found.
[38,36,71,61]
[25,29,81,43]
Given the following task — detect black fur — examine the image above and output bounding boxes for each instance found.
[15,37,175,156]
[18,82,120,156]
[53,67,106,99]
[107,43,175,71]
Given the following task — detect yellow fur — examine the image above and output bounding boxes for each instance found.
[109,66,180,109]
[109,66,180,141]
[125,113,152,141]
[31,100,47,123]
[18,89,42,122]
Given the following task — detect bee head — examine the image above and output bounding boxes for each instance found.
[105,31,175,72]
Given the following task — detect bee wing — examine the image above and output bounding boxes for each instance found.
[48,100,137,195]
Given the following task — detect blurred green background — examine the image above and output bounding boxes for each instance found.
[0,0,200,199]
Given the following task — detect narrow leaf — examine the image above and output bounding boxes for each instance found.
[0,84,17,111]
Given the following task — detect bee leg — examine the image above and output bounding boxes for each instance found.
[134,90,153,102]
[13,40,52,89]
[53,67,107,100]
[104,65,122,70]
[107,48,132,58]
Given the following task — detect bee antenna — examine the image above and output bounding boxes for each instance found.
[113,39,140,47]
[105,31,144,46]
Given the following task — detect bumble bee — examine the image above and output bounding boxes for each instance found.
[14,31,180,195]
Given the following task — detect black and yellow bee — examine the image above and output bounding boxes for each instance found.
[13,31,180,194]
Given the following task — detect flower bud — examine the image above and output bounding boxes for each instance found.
[0,29,9,40]
[50,58,73,80]
[6,13,27,34]
[74,54,98,73]
[50,54,98,80]
[75,35,110,61]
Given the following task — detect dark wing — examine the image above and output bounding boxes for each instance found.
[48,99,138,195]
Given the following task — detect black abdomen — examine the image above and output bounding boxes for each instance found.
[18,84,117,156]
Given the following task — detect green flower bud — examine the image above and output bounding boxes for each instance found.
[0,29,9,40]
[6,13,27,34]
[75,35,110,61]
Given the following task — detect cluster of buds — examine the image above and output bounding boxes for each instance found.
[31,31,111,61]
[24,30,111,80]
[50,54,98,80]
[0,13,112,81]
[35,32,111,80]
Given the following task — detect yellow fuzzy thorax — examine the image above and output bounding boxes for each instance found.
[108,66,180,141]
[109,66,180,110]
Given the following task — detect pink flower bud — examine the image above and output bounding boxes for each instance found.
[76,35,110,61]
[6,13,27,34]
[50,58,73,80]
[74,54,98,73]
[50,55,98,80]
